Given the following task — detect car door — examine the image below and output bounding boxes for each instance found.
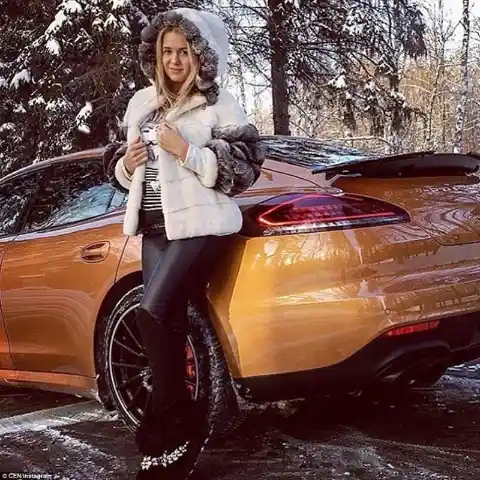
[0,172,44,371]
[0,158,128,376]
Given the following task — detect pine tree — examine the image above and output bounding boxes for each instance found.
[0,0,201,176]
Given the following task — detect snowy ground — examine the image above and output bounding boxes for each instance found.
[0,364,479,480]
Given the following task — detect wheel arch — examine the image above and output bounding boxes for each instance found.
[94,270,143,409]
[92,272,242,437]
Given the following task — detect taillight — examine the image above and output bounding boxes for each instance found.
[241,192,410,237]
[384,320,440,337]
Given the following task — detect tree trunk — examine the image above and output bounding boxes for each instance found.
[385,0,402,154]
[453,0,470,153]
[385,73,401,154]
[268,0,291,135]
[427,0,445,150]
[237,61,247,113]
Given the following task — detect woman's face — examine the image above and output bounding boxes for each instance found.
[161,30,192,86]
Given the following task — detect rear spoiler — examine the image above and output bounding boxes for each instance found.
[312,151,480,180]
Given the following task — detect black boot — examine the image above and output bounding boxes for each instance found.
[136,397,211,479]
[134,308,211,479]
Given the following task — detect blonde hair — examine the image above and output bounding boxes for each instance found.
[155,26,199,111]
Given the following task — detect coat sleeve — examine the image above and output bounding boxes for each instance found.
[207,123,266,197]
[179,90,266,195]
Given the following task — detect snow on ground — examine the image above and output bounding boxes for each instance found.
[0,400,114,436]
[0,366,478,479]
[448,361,480,378]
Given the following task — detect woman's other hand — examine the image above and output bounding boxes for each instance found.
[123,136,148,175]
[156,121,189,162]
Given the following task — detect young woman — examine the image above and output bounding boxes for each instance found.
[104,7,265,480]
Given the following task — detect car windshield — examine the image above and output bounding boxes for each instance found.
[261,136,376,172]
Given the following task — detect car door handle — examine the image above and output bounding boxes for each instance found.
[80,241,110,263]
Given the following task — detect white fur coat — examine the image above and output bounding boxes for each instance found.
[114,85,249,239]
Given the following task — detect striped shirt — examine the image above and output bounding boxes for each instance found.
[140,111,163,212]
[142,166,163,211]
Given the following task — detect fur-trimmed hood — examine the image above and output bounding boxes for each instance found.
[138,8,229,105]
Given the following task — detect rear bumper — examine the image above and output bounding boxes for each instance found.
[236,312,480,402]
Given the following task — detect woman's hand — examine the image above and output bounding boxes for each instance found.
[156,121,189,162]
[123,136,148,175]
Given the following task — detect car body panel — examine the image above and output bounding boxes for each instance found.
[0,235,16,370]
[261,158,326,188]
[0,213,126,377]
[115,235,142,280]
[0,369,98,399]
[206,221,480,379]
[0,308,12,370]
[336,176,480,246]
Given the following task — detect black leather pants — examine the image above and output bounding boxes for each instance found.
[136,230,225,412]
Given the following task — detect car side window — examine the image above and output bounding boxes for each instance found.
[23,159,119,233]
[0,172,43,237]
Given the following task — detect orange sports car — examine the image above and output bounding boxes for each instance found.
[1,136,479,436]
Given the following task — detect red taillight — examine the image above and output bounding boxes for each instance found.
[241,192,410,237]
[384,320,440,337]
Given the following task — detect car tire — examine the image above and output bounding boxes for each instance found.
[97,285,241,442]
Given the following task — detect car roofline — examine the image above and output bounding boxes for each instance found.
[0,147,106,185]
[1,134,359,186]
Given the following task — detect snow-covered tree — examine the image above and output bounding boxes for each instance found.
[213,0,354,135]
[0,0,201,176]
[325,0,427,153]
[216,0,426,147]
[0,0,434,173]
